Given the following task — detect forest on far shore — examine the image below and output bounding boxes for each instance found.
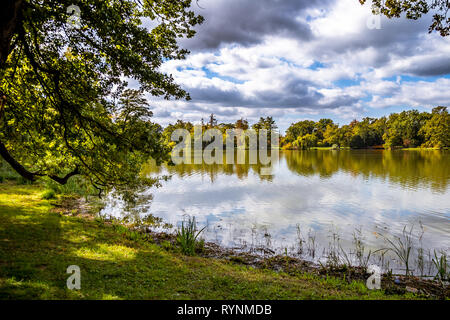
[162,107,450,150]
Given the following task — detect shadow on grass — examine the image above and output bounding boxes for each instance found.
[0,195,189,299]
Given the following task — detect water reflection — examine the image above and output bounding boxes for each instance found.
[284,150,449,192]
[101,150,450,274]
[142,150,449,192]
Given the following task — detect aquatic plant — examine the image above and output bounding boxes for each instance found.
[176,216,206,256]
[352,228,372,270]
[432,250,449,282]
[307,229,317,259]
[296,224,305,256]
[378,226,414,276]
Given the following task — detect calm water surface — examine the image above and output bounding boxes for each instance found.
[102,150,450,273]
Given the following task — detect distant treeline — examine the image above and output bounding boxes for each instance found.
[162,115,277,148]
[283,106,449,150]
[162,107,449,150]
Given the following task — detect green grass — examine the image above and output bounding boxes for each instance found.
[0,181,420,300]
[41,189,56,200]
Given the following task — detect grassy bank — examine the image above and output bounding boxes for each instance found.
[0,182,422,300]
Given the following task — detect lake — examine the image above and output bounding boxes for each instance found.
[101,149,450,275]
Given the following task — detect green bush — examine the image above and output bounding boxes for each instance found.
[41,189,56,200]
[0,159,21,181]
[17,176,33,185]
[43,175,95,197]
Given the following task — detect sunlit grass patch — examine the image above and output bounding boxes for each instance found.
[72,244,137,262]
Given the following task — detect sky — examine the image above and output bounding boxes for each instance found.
[145,0,450,133]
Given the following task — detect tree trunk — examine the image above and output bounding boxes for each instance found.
[0,1,25,175]
[0,0,22,67]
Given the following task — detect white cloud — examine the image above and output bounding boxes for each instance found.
[148,0,450,132]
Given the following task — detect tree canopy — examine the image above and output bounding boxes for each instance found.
[282,108,449,150]
[359,0,450,36]
[0,0,203,193]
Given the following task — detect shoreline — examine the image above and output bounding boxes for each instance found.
[92,199,449,299]
[131,225,449,299]
[1,181,448,299]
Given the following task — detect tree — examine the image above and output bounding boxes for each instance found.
[349,134,365,149]
[352,117,383,147]
[208,113,217,128]
[0,0,203,192]
[314,118,334,143]
[163,119,194,145]
[383,110,431,148]
[322,123,354,147]
[235,118,249,130]
[316,119,334,132]
[285,120,315,142]
[359,0,450,36]
[293,133,319,150]
[323,123,341,146]
[252,116,277,132]
[371,116,388,144]
[420,106,450,148]
[252,116,278,148]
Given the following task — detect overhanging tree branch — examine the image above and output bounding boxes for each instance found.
[0,138,36,181]
[47,167,80,184]
[0,138,80,184]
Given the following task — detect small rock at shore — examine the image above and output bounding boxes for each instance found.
[406,286,418,294]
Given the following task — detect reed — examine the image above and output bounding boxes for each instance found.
[378,226,414,276]
[176,216,206,256]
[432,250,449,282]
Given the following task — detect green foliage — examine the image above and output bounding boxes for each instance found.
[0,159,21,181]
[252,116,278,133]
[359,0,450,36]
[420,107,450,148]
[286,120,316,143]
[383,110,431,148]
[17,176,33,185]
[350,135,365,149]
[112,223,148,242]
[0,0,203,193]
[432,250,449,282]
[41,189,56,200]
[44,175,95,197]
[293,133,319,150]
[352,228,372,270]
[176,216,206,256]
[162,115,278,151]
[162,119,195,146]
[283,108,449,150]
[323,123,351,147]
